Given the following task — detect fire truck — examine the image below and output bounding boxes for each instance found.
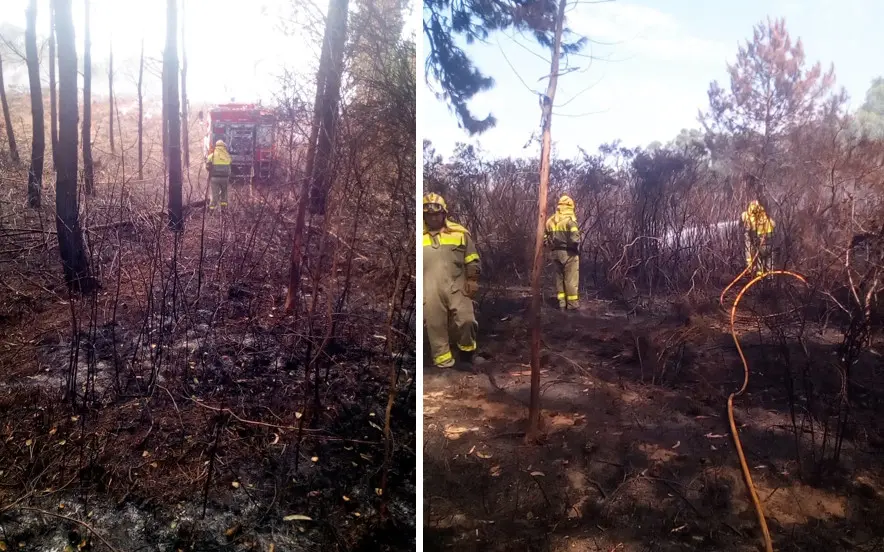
[203,103,276,182]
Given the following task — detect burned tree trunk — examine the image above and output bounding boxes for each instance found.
[25,0,44,208]
[0,53,19,165]
[301,23,329,209]
[527,0,566,442]
[49,3,58,168]
[82,0,94,195]
[137,38,144,180]
[55,0,94,292]
[283,55,327,312]
[284,0,349,312]
[162,82,167,168]
[180,1,189,169]
[308,0,349,216]
[165,0,183,231]
[108,39,114,153]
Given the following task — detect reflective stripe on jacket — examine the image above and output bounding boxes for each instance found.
[206,146,232,178]
[423,219,481,292]
[545,211,580,251]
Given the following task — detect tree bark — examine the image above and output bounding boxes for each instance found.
[0,53,19,165]
[137,38,144,180]
[180,0,189,169]
[48,2,58,168]
[308,0,349,216]
[284,0,349,312]
[54,0,94,293]
[162,56,168,169]
[25,0,44,208]
[527,0,566,443]
[108,39,114,153]
[82,0,94,195]
[302,48,327,208]
[115,93,124,179]
[165,0,183,231]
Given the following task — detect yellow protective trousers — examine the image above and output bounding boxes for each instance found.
[210,176,229,208]
[745,231,773,276]
[423,222,480,367]
[551,249,579,309]
[424,287,477,367]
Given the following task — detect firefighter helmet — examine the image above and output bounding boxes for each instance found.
[423,192,447,214]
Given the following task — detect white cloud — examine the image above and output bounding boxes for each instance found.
[568,2,730,64]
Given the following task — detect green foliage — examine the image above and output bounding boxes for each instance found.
[424,0,587,134]
[700,17,840,180]
[339,0,416,268]
[855,77,884,141]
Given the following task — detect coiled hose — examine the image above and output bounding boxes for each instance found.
[721,258,808,552]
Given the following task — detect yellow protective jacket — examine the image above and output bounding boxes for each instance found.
[545,202,580,252]
[206,145,232,178]
[741,202,774,236]
[423,219,480,293]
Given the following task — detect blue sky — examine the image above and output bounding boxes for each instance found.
[422,0,884,160]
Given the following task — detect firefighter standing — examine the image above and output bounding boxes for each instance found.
[741,199,775,276]
[205,140,231,209]
[423,193,480,369]
[545,195,581,310]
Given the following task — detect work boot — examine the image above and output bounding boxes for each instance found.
[455,350,474,371]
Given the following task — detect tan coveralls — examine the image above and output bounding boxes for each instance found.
[423,220,480,367]
[545,198,580,309]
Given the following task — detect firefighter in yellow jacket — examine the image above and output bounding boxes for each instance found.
[205,140,231,209]
[545,195,581,310]
[423,193,480,369]
[741,199,775,276]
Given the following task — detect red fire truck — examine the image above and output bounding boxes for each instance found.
[203,103,276,182]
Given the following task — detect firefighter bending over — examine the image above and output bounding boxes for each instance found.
[741,199,775,276]
[545,194,581,310]
[206,140,231,209]
[423,193,480,369]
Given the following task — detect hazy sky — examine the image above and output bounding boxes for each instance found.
[0,0,311,103]
[1,0,416,104]
[423,0,884,159]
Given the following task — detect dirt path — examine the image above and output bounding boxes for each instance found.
[423,293,884,551]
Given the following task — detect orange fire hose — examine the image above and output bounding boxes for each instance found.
[723,265,807,552]
[720,253,756,308]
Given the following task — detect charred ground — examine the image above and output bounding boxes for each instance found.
[0,167,416,551]
[424,287,884,552]
[1,0,416,546]
[0,52,416,548]
[422,14,884,551]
